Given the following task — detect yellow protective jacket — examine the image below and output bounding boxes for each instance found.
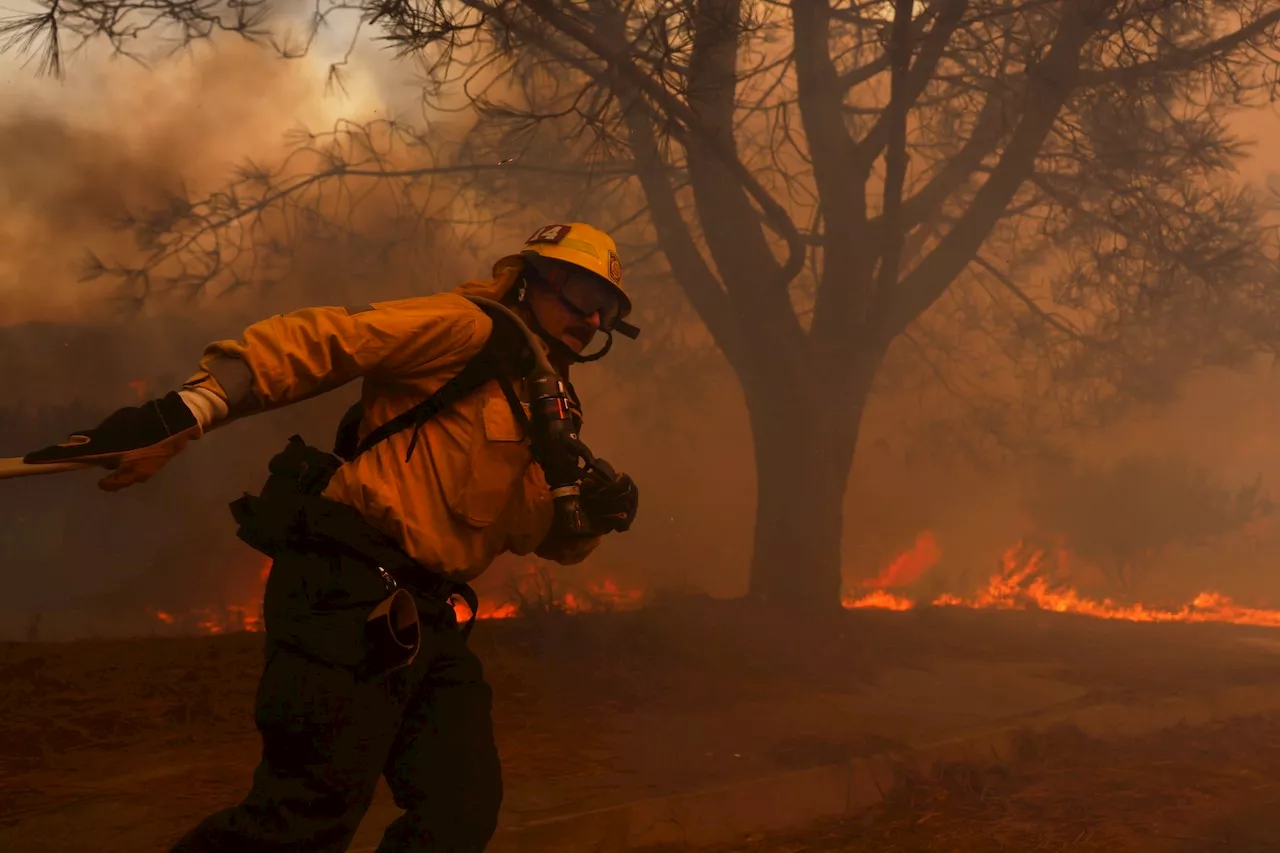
[182,262,600,580]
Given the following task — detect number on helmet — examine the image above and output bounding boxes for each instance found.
[526,224,572,245]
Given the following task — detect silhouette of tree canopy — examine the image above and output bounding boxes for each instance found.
[1024,454,1274,592]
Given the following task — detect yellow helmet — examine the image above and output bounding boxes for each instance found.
[520,222,632,318]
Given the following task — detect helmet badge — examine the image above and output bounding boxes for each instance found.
[526,224,571,245]
[607,250,623,284]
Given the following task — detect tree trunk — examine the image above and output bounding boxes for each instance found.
[742,355,874,610]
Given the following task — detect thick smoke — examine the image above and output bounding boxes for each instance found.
[0,41,435,637]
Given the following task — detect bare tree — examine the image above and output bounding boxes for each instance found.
[6,0,1280,609]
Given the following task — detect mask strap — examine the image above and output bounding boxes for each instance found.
[570,330,614,363]
[519,267,616,364]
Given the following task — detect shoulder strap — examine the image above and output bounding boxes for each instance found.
[335,335,501,463]
[332,402,366,461]
[494,372,542,466]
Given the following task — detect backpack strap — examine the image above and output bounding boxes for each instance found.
[332,402,367,461]
[332,335,502,463]
[493,371,539,465]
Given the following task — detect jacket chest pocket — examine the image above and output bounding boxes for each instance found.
[437,390,532,527]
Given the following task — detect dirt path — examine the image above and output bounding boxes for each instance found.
[704,715,1280,853]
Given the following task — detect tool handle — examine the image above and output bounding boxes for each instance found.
[0,456,98,480]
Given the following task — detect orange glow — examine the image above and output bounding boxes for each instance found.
[845,589,914,611]
[150,537,1280,635]
[452,576,645,622]
[149,560,270,635]
[453,598,519,622]
[127,379,148,401]
[860,531,941,589]
[153,560,646,635]
[564,578,646,613]
[845,539,1280,628]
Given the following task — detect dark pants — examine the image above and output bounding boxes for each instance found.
[171,549,503,853]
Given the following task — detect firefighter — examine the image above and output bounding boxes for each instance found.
[23,222,641,853]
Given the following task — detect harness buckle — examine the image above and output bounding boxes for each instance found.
[375,565,399,595]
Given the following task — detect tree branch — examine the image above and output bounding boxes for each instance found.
[897,84,1012,231]
[871,0,918,318]
[849,0,970,172]
[883,0,1106,339]
[506,0,807,288]
[683,0,791,304]
[622,96,747,366]
[1077,7,1280,88]
[793,0,870,344]
[972,254,1091,344]
[582,4,746,366]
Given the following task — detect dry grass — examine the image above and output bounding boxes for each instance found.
[703,716,1280,853]
[5,601,1280,776]
[5,601,1280,849]
[0,634,261,769]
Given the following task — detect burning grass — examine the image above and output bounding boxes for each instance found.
[845,540,1280,629]
[128,534,1280,644]
[132,558,649,639]
[701,714,1280,852]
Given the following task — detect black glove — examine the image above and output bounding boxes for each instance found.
[24,391,201,491]
[579,469,638,534]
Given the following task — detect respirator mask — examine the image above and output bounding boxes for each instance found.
[464,296,625,538]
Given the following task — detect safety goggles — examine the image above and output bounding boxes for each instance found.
[529,256,624,318]
[561,275,624,329]
[525,255,626,329]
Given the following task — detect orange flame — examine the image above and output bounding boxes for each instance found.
[148,561,270,635]
[845,589,914,611]
[454,599,519,622]
[452,577,645,622]
[564,578,646,612]
[845,539,1280,628]
[860,531,941,589]
[152,560,645,635]
[150,535,1280,635]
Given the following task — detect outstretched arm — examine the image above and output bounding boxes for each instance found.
[23,295,488,490]
[183,297,485,428]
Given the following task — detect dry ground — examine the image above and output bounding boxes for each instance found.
[4,600,1280,850]
[701,715,1280,853]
